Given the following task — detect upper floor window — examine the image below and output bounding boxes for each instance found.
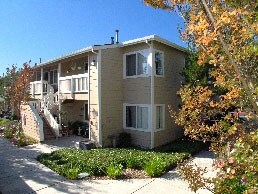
[84,62,88,73]
[155,51,164,76]
[124,50,149,78]
[49,70,58,84]
[36,71,41,81]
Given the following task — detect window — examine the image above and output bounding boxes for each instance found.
[124,50,149,77]
[36,71,41,81]
[125,104,149,131]
[155,51,164,76]
[84,63,88,73]
[49,70,58,84]
[156,105,165,130]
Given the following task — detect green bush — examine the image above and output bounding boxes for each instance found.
[0,118,10,126]
[126,157,140,169]
[37,139,203,179]
[64,167,79,180]
[144,157,167,177]
[4,128,15,139]
[117,132,132,147]
[105,163,123,179]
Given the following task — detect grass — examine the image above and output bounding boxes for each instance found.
[37,139,207,179]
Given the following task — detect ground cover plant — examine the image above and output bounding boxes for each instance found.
[37,139,206,180]
[1,119,38,147]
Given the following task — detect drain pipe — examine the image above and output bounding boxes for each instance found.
[146,40,155,149]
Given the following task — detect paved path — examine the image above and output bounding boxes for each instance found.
[0,136,215,194]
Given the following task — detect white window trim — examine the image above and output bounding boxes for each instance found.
[154,49,165,77]
[123,103,151,132]
[154,104,165,131]
[123,49,150,79]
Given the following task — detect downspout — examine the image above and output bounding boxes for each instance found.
[87,53,91,140]
[97,50,102,147]
[58,63,61,128]
[146,40,155,149]
[41,67,43,99]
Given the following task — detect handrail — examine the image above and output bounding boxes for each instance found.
[43,108,60,138]
[28,101,44,141]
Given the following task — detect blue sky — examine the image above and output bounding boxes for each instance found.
[0,0,185,76]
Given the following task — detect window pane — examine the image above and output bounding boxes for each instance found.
[126,106,136,128]
[155,52,163,75]
[82,77,86,91]
[85,63,88,73]
[54,70,58,84]
[156,106,163,129]
[137,106,148,129]
[50,71,54,84]
[66,79,71,91]
[137,53,148,75]
[78,78,81,91]
[126,54,136,76]
[36,71,41,81]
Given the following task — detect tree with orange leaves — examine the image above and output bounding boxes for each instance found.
[6,63,34,119]
[145,0,258,193]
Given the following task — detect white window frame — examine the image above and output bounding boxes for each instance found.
[123,49,150,79]
[154,50,164,77]
[123,103,151,132]
[155,104,165,131]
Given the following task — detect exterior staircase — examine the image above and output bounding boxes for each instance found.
[41,114,56,140]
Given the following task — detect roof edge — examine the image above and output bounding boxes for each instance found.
[122,34,187,53]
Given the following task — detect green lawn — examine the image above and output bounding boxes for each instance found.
[37,139,207,179]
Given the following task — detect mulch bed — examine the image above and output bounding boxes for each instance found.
[85,168,150,180]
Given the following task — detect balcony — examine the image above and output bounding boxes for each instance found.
[30,80,49,95]
[59,73,88,94]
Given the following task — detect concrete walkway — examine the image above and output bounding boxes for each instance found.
[0,136,215,194]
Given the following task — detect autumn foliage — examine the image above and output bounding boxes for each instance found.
[145,0,257,193]
[6,63,33,119]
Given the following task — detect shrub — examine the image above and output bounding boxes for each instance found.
[0,118,10,126]
[105,163,123,179]
[64,167,79,180]
[117,132,132,147]
[126,157,140,169]
[4,128,15,139]
[144,157,167,177]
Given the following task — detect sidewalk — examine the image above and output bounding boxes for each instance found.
[0,136,215,194]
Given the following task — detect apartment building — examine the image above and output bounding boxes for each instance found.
[21,34,186,148]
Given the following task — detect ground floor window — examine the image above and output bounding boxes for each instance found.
[124,104,150,131]
[156,105,165,130]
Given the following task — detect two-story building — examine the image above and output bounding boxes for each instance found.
[21,34,186,148]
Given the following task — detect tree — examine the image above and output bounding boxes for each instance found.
[6,63,34,119]
[144,0,258,193]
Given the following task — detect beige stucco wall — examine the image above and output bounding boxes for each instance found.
[100,47,124,147]
[89,53,100,145]
[21,104,42,142]
[60,55,88,77]
[153,41,186,147]
[61,100,87,124]
[124,129,151,148]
